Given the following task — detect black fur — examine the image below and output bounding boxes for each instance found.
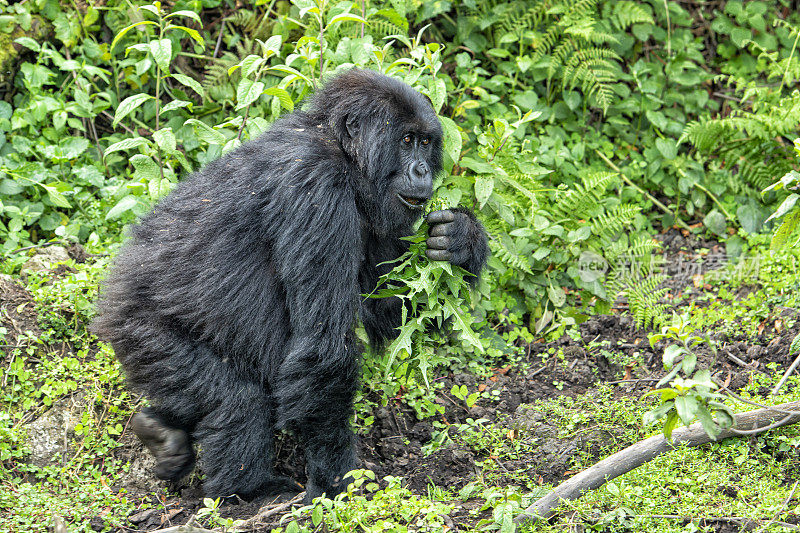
[92,69,489,502]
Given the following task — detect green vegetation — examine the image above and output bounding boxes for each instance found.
[1,0,800,531]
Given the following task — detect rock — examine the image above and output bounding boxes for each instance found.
[746,345,763,361]
[21,246,71,273]
[123,448,161,491]
[25,392,90,467]
[116,431,170,492]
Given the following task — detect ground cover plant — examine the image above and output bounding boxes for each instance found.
[1,0,800,531]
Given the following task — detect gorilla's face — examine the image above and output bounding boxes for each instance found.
[368,113,443,236]
[323,71,444,237]
[393,128,438,212]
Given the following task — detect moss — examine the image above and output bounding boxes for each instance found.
[0,16,50,92]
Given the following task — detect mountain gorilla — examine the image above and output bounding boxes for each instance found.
[92,69,489,502]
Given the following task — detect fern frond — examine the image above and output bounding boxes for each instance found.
[591,204,642,239]
[552,171,614,220]
[625,275,669,329]
[489,234,534,274]
[610,1,654,28]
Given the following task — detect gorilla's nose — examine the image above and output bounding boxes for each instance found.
[410,160,430,180]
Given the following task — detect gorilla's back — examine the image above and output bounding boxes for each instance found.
[92,111,353,384]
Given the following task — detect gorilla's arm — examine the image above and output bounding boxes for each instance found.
[425,207,489,280]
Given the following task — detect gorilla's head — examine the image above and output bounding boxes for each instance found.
[307,69,444,236]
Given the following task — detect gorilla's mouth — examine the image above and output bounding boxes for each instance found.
[397,193,427,210]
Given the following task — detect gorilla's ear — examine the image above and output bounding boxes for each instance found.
[421,92,435,112]
[344,114,359,140]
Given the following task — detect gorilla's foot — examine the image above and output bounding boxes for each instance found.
[130,411,196,481]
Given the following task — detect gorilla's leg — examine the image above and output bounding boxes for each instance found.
[300,422,357,503]
[130,407,195,481]
[113,322,299,497]
[195,383,302,499]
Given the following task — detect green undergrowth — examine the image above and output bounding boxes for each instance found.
[0,255,142,532]
[280,373,800,533]
[683,237,800,336]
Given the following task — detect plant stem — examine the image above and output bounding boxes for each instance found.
[595,150,692,231]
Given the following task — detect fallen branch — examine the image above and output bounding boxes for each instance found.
[516,400,800,525]
[147,526,216,533]
[233,492,305,532]
[772,351,800,396]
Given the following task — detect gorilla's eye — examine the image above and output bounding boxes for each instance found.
[421,138,430,145]
[403,135,412,144]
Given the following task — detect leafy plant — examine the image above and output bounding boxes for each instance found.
[644,314,735,440]
[366,226,484,389]
[763,138,800,250]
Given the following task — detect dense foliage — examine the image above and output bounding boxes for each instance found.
[1,0,800,530]
[2,0,799,335]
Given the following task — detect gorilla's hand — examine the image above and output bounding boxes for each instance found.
[425,208,489,278]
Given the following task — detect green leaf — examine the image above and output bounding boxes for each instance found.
[232,55,265,78]
[264,87,294,111]
[663,344,687,368]
[730,27,751,47]
[264,65,313,86]
[130,154,161,181]
[655,137,677,160]
[312,505,323,527]
[789,333,800,356]
[167,25,204,46]
[737,204,762,233]
[172,73,204,98]
[110,21,159,53]
[139,4,161,17]
[681,351,697,375]
[765,193,799,223]
[703,209,727,236]
[695,404,720,439]
[148,177,173,200]
[149,39,172,72]
[42,185,71,209]
[474,175,494,208]
[460,157,494,174]
[153,128,176,153]
[771,210,800,250]
[104,136,150,158]
[164,10,203,25]
[161,99,192,113]
[427,77,447,113]
[106,195,139,220]
[443,298,483,353]
[547,284,566,307]
[675,395,698,426]
[663,410,679,440]
[185,119,227,145]
[259,35,283,57]
[439,116,461,164]
[328,13,368,26]
[14,37,41,51]
[113,93,153,128]
[236,78,266,110]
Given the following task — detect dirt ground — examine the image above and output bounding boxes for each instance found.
[5,232,800,532]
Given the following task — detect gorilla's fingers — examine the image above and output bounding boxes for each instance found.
[426,210,455,224]
[429,223,453,237]
[426,236,451,250]
[426,249,452,261]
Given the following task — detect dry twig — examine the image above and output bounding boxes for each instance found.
[232,492,305,532]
